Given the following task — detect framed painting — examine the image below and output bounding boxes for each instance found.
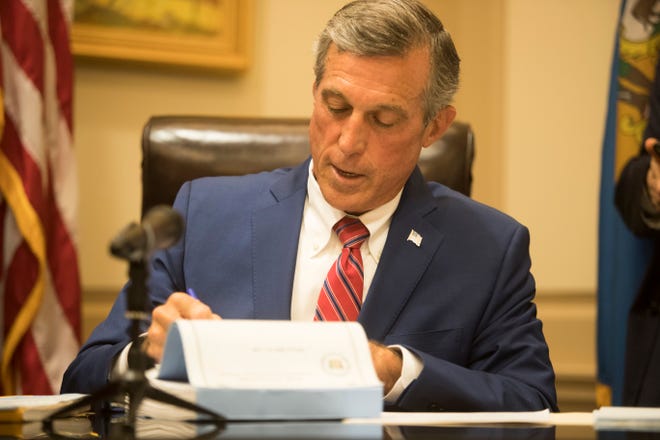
[71,0,251,72]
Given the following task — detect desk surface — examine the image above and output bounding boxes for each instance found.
[35,414,660,440]
[106,421,660,440]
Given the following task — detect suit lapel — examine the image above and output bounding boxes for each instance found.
[252,161,309,319]
[359,168,445,340]
[249,162,444,328]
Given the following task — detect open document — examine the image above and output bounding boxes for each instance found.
[141,320,383,421]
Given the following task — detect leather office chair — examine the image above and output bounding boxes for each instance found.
[141,116,475,216]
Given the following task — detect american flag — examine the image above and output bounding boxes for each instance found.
[0,0,80,395]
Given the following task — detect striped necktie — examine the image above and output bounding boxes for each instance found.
[314,216,370,321]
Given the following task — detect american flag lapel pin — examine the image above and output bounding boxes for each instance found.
[407,229,423,247]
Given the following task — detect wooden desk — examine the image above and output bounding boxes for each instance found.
[35,413,660,440]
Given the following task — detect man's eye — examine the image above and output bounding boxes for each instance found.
[372,115,396,128]
[328,106,349,115]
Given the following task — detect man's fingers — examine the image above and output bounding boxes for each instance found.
[368,341,402,395]
[167,292,216,319]
[143,328,163,362]
[647,155,660,208]
[146,292,219,362]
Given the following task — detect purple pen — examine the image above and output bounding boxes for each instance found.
[186,288,199,300]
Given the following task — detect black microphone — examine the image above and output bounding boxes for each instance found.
[110,205,184,261]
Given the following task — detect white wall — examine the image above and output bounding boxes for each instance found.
[503,0,619,292]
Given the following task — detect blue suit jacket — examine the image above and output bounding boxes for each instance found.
[62,160,558,411]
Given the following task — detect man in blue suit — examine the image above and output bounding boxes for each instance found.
[62,0,557,412]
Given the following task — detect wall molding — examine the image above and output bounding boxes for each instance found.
[536,289,597,411]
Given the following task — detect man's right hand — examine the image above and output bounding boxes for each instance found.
[144,292,221,362]
[645,137,660,209]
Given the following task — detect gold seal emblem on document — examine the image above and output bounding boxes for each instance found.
[322,354,350,375]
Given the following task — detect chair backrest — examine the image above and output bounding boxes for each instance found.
[141,115,475,216]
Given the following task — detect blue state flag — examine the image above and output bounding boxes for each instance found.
[597,0,658,406]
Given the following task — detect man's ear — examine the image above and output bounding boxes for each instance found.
[422,105,456,148]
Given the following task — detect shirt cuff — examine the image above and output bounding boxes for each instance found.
[110,332,152,379]
[111,341,133,380]
[383,344,423,404]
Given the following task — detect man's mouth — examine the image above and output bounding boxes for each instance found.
[333,165,362,178]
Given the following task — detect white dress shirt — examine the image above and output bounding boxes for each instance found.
[290,163,400,320]
[291,162,422,403]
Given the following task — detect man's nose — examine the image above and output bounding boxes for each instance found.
[337,114,367,155]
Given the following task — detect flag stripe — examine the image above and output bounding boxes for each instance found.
[1,41,49,185]
[20,332,50,394]
[45,209,80,331]
[0,2,45,97]
[4,242,38,319]
[1,118,46,217]
[34,267,79,393]
[0,201,5,283]
[47,1,73,132]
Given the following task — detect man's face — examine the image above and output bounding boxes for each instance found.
[309,44,452,215]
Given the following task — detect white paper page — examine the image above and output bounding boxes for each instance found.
[141,369,198,420]
[173,320,381,389]
[0,394,87,421]
[346,409,552,426]
[594,406,660,429]
[594,406,660,421]
[0,394,85,411]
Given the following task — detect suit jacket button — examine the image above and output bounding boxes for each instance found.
[428,403,440,411]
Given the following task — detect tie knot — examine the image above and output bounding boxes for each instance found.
[333,216,369,249]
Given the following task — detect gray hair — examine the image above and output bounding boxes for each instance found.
[313,0,460,124]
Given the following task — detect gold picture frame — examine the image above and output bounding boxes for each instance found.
[71,0,251,72]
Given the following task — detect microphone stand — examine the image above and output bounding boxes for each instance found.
[44,252,225,439]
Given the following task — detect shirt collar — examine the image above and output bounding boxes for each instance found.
[305,161,402,261]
